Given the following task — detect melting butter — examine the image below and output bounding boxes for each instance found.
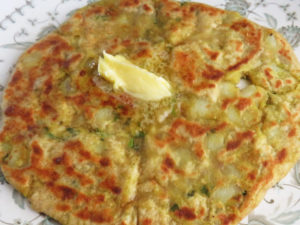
[98,51,172,101]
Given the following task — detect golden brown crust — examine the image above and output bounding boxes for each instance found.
[0,0,300,225]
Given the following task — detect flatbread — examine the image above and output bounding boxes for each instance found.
[0,0,300,224]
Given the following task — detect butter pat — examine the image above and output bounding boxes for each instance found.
[98,51,172,101]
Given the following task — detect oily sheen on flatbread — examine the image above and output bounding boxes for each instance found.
[1,0,300,224]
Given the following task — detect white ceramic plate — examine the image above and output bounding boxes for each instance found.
[0,0,300,225]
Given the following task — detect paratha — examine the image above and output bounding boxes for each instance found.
[0,0,300,224]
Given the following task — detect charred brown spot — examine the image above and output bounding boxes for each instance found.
[78,149,92,161]
[100,157,111,167]
[214,122,227,131]
[53,154,66,165]
[86,6,105,16]
[247,171,256,180]
[111,186,122,194]
[286,79,292,84]
[279,40,292,60]
[194,82,216,91]
[101,176,122,194]
[122,39,132,46]
[5,105,33,124]
[199,207,205,217]
[142,219,152,225]
[198,3,224,16]
[202,65,224,81]
[29,144,61,181]
[10,170,27,184]
[262,160,269,167]
[54,185,77,200]
[187,123,208,137]
[94,194,105,204]
[10,70,22,86]
[193,141,204,159]
[78,208,113,223]
[240,131,254,139]
[60,23,73,33]
[66,166,75,176]
[76,208,90,220]
[29,35,71,54]
[12,134,25,144]
[69,95,86,106]
[228,20,261,71]
[173,51,196,88]
[277,148,287,163]
[41,102,56,115]
[79,70,86,76]
[279,48,291,60]
[76,193,90,204]
[167,118,208,143]
[275,80,282,88]
[226,140,241,151]
[64,140,92,161]
[138,42,149,46]
[162,154,175,173]
[219,214,236,225]
[136,49,152,58]
[235,98,251,110]
[66,166,93,186]
[204,48,219,60]
[90,209,113,223]
[40,57,63,75]
[56,204,71,212]
[288,127,296,137]
[31,141,43,156]
[143,4,152,12]
[175,207,197,220]
[35,169,60,181]
[63,54,81,69]
[227,131,254,151]
[235,40,243,51]
[222,98,235,109]
[121,0,140,7]
[44,77,53,95]
[264,68,273,80]
[255,92,262,98]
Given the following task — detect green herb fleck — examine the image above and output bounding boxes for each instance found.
[175,17,182,22]
[242,190,247,196]
[48,133,60,140]
[2,153,10,163]
[114,113,120,121]
[124,118,131,126]
[180,1,188,6]
[2,143,12,151]
[154,17,164,27]
[200,185,210,197]
[170,203,179,212]
[187,190,195,197]
[135,131,145,138]
[66,127,77,136]
[96,15,109,20]
[93,128,107,141]
[210,129,216,133]
[45,127,63,141]
[128,138,135,148]
[128,131,146,151]
[171,106,177,116]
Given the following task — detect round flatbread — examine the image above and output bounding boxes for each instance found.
[0,0,300,224]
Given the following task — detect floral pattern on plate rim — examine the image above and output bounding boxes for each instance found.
[0,0,299,225]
